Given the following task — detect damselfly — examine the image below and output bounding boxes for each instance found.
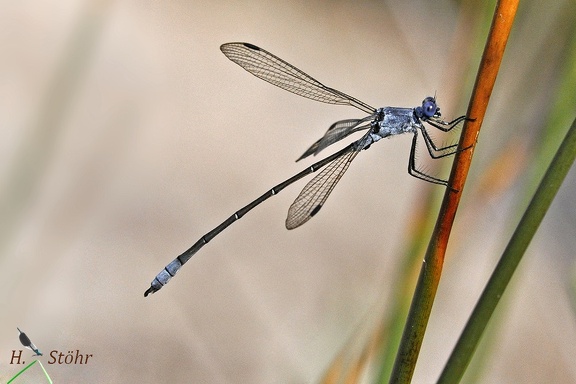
[144,42,469,297]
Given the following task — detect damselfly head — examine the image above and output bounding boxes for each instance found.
[415,97,441,119]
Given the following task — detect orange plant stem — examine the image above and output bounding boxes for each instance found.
[389,1,520,383]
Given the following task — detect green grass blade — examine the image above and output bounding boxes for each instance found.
[7,360,37,383]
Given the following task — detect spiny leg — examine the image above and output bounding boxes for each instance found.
[407,132,451,186]
[426,115,469,132]
[421,113,476,157]
[420,126,460,159]
[422,114,476,158]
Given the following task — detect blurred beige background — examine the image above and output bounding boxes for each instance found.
[1,1,575,383]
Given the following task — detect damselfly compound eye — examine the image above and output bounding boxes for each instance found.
[422,98,437,118]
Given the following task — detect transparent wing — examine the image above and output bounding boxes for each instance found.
[286,146,360,229]
[220,42,375,114]
[297,115,374,161]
